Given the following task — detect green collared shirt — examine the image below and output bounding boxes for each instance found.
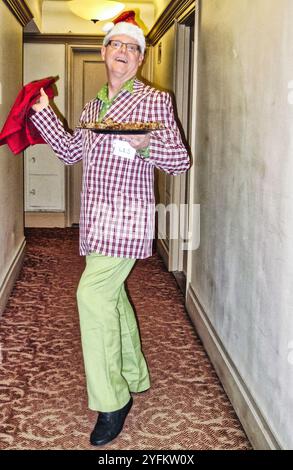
[96,78,135,122]
[96,78,149,158]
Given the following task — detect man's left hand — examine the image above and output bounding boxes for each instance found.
[123,133,150,150]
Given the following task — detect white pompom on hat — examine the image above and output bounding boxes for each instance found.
[103,10,146,54]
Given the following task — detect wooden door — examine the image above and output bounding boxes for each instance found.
[68,46,107,225]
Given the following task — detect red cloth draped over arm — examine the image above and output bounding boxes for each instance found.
[0,76,57,155]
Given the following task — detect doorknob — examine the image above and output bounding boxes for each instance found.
[31,157,36,163]
[29,189,36,195]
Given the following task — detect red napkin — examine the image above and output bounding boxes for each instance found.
[0,76,57,155]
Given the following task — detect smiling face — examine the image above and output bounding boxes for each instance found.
[101,34,144,84]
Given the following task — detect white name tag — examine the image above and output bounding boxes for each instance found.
[113,139,136,160]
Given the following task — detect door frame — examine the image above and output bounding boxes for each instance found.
[169,6,198,281]
[167,2,200,297]
[169,21,191,273]
[185,1,199,294]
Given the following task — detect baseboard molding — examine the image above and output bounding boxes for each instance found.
[186,284,282,450]
[0,237,26,317]
[173,270,186,295]
[156,239,169,269]
[25,212,66,228]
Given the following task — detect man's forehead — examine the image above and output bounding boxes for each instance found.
[108,34,139,45]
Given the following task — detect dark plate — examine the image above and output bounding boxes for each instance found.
[90,128,152,135]
[77,126,164,135]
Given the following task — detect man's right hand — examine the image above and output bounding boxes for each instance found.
[32,87,49,112]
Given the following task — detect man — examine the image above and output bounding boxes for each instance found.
[31,11,190,446]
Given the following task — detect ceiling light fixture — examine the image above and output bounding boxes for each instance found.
[68,0,125,24]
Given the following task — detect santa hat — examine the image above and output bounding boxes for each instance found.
[103,10,146,54]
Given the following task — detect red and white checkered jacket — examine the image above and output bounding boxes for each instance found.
[30,79,190,258]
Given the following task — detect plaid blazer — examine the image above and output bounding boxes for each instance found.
[30,79,190,259]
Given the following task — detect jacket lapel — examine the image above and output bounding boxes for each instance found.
[88,79,152,151]
[102,79,152,122]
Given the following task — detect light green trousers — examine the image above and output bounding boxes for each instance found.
[76,252,150,412]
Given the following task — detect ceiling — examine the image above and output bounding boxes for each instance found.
[24,0,171,34]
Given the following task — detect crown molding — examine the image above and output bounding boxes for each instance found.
[147,0,195,45]
[23,33,105,45]
[3,0,33,26]
[23,33,152,47]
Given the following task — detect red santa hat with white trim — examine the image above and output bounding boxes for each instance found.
[103,10,146,54]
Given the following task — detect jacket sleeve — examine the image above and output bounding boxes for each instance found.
[136,92,190,175]
[30,105,88,165]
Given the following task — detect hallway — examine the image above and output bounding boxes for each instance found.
[2,0,293,451]
[0,229,250,450]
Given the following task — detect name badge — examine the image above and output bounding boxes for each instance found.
[113,139,136,160]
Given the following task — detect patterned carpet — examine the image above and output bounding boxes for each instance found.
[0,228,251,450]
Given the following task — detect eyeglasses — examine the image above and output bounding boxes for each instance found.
[107,40,141,54]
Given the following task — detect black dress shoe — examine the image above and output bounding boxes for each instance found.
[90,397,133,446]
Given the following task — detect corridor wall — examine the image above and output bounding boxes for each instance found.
[0,3,25,315]
[187,0,293,449]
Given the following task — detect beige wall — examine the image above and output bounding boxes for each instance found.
[153,0,172,18]
[152,26,175,93]
[189,0,293,448]
[0,3,25,314]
